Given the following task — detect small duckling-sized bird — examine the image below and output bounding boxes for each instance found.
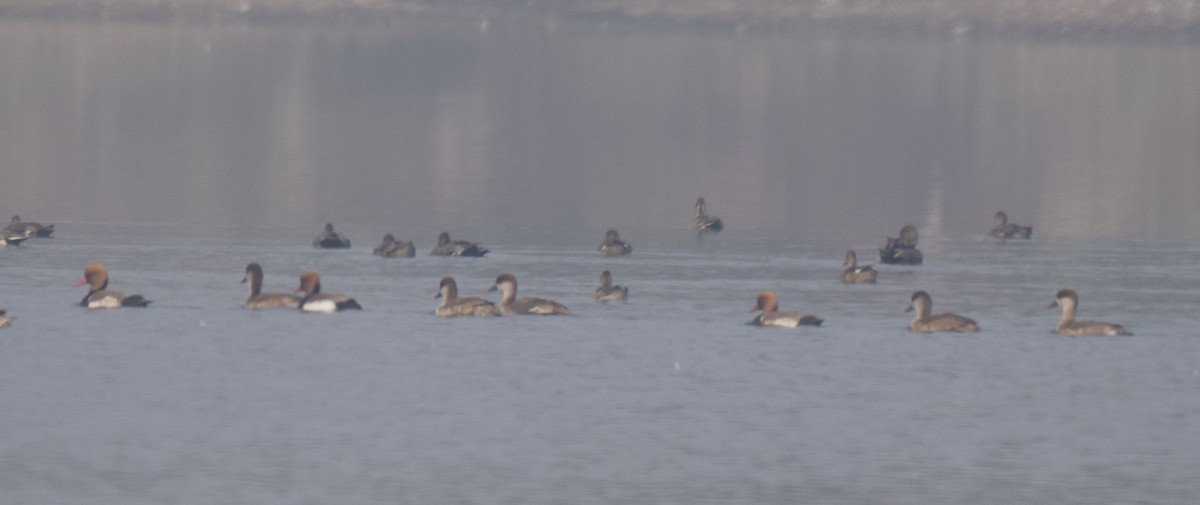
[430,232,488,257]
[749,290,823,328]
[839,250,878,284]
[597,229,633,256]
[242,263,302,309]
[294,271,362,312]
[0,308,13,328]
[1048,288,1131,336]
[906,291,978,333]
[6,215,54,238]
[373,234,415,258]
[435,277,498,317]
[693,197,724,233]
[75,263,152,308]
[313,223,351,249]
[486,273,570,315]
[988,211,1033,239]
[593,270,628,302]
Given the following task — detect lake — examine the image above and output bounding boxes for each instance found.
[1,18,1198,504]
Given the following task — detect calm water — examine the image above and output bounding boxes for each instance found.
[2,18,1199,504]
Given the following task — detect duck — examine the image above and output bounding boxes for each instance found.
[0,308,13,328]
[0,228,33,246]
[373,234,415,258]
[486,273,570,315]
[693,197,724,232]
[1048,288,1131,336]
[879,224,923,265]
[430,232,488,257]
[435,277,498,317]
[597,229,633,256]
[906,290,978,333]
[75,263,152,308]
[988,211,1033,239]
[242,263,302,309]
[749,290,823,328]
[294,271,362,312]
[839,250,878,284]
[593,270,628,302]
[312,223,351,249]
[6,215,54,237]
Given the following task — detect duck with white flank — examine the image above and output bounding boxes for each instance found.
[906,291,978,333]
[988,211,1033,239]
[373,234,415,258]
[749,290,823,328]
[1049,289,1131,336]
[313,223,351,249]
[6,215,54,238]
[242,263,302,309]
[593,270,628,302]
[0,308,13,328]
[435,277,498,317]
[75,263,152,308]
[693,197,724,232]
[0,228,33,246]
[486,273,570,315]
[879,224,923,265]
[839,250,878,284]
[294,271,362,312]
[430,232,488,257]
[597,229,632,257]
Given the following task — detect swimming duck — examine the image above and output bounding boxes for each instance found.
[294,271,362,312]
[593,270,628,302]
[242,263,302,309]
[373,234,415,258]
[486,273,570,315]
[0,308,12,328]
[749,290,823,328]
[988,211,1033,239]
[6,215,54,238]
[906,290,978,333]
[597,229,633,256]
[75,263,152,308]
[839,250,878,284]
[879,224,923,265]
[430,232,488,257]
[0,228,33,246]
[693,197,724,232]
[312,223,351,249]
[1048,289,1131,336]
[435,277,498,317]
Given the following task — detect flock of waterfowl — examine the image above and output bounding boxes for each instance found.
[0,205,1131,336]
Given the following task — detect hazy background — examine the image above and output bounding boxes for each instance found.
[3,10,1200,505]
[2,19,1198,246]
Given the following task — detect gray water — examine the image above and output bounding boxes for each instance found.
[2,19,1199,504]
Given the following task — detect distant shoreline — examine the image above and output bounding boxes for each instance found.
[1,0,1198,41]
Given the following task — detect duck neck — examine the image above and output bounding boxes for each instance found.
[1058,300,1077,326]
[912,301,932,323]
[498,285,516,306]
[247,273,262,297]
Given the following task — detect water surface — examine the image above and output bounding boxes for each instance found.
[1,19,1199,504]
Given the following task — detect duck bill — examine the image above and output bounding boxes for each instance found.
[904,305,914,313]
[73,278,88,287]
[1047,301,1059,309]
